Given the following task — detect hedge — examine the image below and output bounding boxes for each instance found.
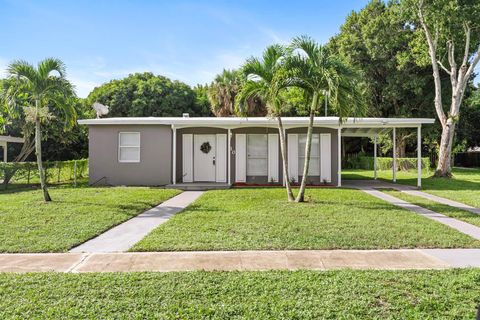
[0,159,88,187]
[349,156,430,171]
[455,152,480,168]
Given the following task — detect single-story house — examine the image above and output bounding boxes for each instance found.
[78,116,434,188]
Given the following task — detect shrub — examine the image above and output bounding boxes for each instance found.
[351,156,430,171]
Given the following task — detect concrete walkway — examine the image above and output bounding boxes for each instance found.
[345,179,480,215]
[344,180,480,241]
[4,249,480,273]
[70,191,204,253]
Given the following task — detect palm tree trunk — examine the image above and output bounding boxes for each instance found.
[296,93,318,202]
[277,116,294,202]
[35,116,51,202]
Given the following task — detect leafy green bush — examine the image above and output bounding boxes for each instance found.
[351,156,430,171]
[0,159,88,188]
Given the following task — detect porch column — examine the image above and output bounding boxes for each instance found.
[227,128,231,185]
[417,125,422,189]
[337,127,341,187]
[373,135,377,180]
[392,127,396,183]
[172,125,176,185]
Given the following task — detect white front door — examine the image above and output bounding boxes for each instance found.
[194,134,216,182]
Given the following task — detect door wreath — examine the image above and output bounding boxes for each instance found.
[200,141,212,154]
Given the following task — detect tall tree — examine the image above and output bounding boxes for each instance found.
[86,72,208,117]
[4,58,76,201]
[288,36,365,202]
[235,45,295,201]
[208,69,266,117]
[405,0,480,176]
[329,0,437,157]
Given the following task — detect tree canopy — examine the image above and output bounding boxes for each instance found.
[85,72,210,117]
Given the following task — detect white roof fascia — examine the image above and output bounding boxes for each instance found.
[77,117,435,128]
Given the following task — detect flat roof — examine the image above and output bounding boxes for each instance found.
[78,117,434,128]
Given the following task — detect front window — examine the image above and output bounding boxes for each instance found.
[298,134,320,176]
[247,134,268,175]
[118,132,140,163]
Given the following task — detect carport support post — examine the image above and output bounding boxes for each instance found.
[392,127,396,183]
[2,141,6,162]
[227,128,231,185]
[172,125,176,185]
[417,125,422,189]
[373,136,377,180]
[337,127,341,187]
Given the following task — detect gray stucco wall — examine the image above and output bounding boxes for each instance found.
[286,127,339,186]
[88,125,172,186]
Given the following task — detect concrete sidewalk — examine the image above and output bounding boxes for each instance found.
[70,191,204,253]
[5,249,480,273]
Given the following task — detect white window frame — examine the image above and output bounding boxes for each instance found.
[298,134,320,176]
[118,132,141,163]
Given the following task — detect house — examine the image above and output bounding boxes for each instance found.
[0,136,24,162]
[78,116,434,188]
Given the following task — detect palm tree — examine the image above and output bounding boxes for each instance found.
[5,58,76,201]
[235,45,295,201]
[208,69,266,117]
[287,36,365,202]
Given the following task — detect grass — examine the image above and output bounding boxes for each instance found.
[0,270,479,319]
[0,184,179,252]
[132,188,480,251]
[342,167,480,208]
[384,189,480,228]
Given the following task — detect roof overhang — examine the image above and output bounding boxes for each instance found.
[0,135,24,143]
[78,117,435,130]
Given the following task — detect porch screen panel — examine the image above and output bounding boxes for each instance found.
[268,134,279,182]
[235,134,246,182]
[298,134,320,176]
[247,134,268,176]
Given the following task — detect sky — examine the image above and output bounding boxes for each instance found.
[0,0,477,98]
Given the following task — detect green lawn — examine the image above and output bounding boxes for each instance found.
[0,270,479,319]
[343,167,480,208]
[132,188,480,251]
[0,185,179,252]
[385,190,480,228]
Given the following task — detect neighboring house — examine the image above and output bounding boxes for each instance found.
[78,116,434,188]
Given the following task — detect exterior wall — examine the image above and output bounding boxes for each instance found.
[176,127,228,183]
[286,127,339,186]
[231,127,282,185]
[88,125,172,186]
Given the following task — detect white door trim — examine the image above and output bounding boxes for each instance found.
[182,134,193,182]
[215,134,227,183]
